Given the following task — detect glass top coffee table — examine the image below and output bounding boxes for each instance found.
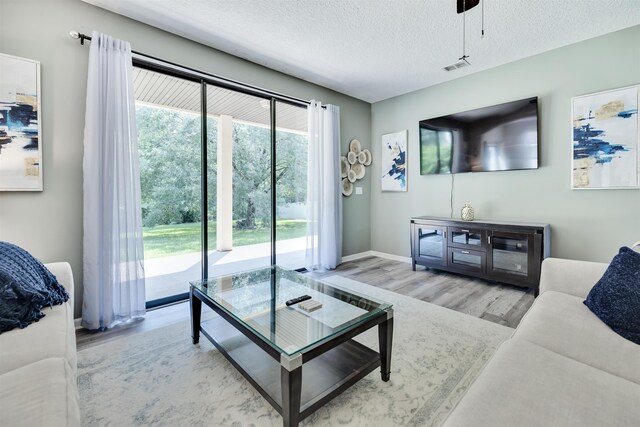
[190,266,394,427]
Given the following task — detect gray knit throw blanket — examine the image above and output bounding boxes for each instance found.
[0,241,68,333]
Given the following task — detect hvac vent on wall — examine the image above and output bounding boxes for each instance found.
[443,61,470,72]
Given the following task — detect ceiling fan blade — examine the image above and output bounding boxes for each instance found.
[457,0,480,14]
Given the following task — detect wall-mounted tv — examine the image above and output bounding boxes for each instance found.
[419,97,539,174]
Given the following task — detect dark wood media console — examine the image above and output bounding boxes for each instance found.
[410,217,550,295]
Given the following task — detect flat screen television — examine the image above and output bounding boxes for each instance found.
[419,97,539,174]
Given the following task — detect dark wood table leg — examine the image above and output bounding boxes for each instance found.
[378,310,394,382]
[190,289,202,344]
[281,365,302,427]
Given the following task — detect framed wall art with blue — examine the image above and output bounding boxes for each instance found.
[572,85,639,190]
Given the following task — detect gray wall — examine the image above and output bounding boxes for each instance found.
[371,25,640,263]
[0,0,372,317]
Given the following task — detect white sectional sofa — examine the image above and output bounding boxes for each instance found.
[0,262,81,426]
[443,257,640,426]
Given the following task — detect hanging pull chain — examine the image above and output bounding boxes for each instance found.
[463,0,466,55]
[481,0,485,38]
[459,0,470,64]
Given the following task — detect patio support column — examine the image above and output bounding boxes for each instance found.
[217,115,233,251]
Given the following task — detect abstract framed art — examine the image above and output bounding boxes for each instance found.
[381,129,407,192]
[571,85,639,190]
[0,53,43,191]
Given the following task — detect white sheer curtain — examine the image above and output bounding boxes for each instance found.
[305,101,342,271]
[82,31,145,330]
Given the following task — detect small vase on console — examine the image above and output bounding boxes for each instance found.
[461,204,474,221]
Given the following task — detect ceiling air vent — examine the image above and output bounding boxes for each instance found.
[443,61,470,72]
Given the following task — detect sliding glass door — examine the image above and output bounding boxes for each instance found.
[206,85,273,276]
[275,101,308,269]
[134,63,309,307]
[133,66,202,305]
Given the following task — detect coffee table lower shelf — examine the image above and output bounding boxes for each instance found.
[200,315,381,421]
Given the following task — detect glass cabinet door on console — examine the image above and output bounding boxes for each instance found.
[487,231,536,284]
[448,248,485,273]
[448,227,485,249]
[413,225,447,267]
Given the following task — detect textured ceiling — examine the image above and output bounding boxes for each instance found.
[82,0,640,103]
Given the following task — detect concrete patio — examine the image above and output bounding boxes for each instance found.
[144,237,306,301]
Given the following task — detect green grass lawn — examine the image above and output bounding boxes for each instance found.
[143,220,307,259]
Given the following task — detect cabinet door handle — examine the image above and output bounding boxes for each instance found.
[461,229,470,233]
[443,231,447,239]
[461,250,470,254]
[488,236,491,245]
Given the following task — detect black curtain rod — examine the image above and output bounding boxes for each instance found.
[69,31,317,109]
[75,32,92,46]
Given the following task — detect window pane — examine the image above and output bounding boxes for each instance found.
[206,85,272,275]
[275,101,308,269]
[133,66,202,302]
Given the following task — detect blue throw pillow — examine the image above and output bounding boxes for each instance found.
[584,246,640,345]
[0,241,69,334]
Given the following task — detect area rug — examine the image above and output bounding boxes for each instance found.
[77,276,513,426]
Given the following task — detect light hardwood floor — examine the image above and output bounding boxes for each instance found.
[309,256,534,328]
[77,256,533,350]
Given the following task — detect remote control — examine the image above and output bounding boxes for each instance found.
[285,295,312,306]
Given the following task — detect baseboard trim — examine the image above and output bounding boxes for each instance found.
[370,251,412,263]
[341,251,374,262]
[74,317,82,330]
[341,250,412,264]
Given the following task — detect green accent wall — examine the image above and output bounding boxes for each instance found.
[371,25,640,264]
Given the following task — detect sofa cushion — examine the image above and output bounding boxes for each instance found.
[539,258,608,299]
[0,357,80,427]
[584,246,640,345]
[514,291,640,385]
[442,339,640,427]
[0,241,69,333]
[0,301,76,376]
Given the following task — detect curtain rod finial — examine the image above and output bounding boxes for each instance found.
[69,31,80,39]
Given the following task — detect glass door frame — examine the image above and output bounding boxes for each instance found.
[412,224,447,267]
[486,230,536,285]
[135,57,308,309]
